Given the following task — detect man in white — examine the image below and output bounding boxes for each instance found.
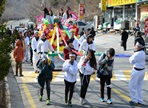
[24,32,30,62]
[31,31,40,73]
[129,41,145,106]
[79,34,95,53]
[37,32,54,55]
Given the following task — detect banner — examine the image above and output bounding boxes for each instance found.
[101,0,107,11]
[107,0,136,6]
[79,4,84,19]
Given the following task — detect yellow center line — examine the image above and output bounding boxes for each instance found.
[112,88,131,102]
[21,78,36,108]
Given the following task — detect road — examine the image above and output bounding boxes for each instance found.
[8,33,148,108]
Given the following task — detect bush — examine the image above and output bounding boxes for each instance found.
[0,25,13,81]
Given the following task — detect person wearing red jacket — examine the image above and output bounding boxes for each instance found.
[13,39,24,77]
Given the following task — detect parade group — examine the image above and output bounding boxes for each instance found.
[12,6,146,107]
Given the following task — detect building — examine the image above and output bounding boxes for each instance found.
[105,0,148,32]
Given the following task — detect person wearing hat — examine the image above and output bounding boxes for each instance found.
[121,28,128,51]
[129,41,146,106]
[37,32,54,55]
[37,54,55,105]
[62,52,78,106]
[31,30,40,73]
[79,34,96,53]
[63,39,75,60]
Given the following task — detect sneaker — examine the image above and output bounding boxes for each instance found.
[79,98,85,105]
[46,99,50,105]
[107,99,112,104]
[100,98,105,102]
[68,101,72,107]
[20,74,24,77]
[137,102,144,106]
[39,95,42,101]
[129,101,137,105]
[14,74,18,76]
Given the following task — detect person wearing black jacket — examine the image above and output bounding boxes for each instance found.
[134,31,145,47]
[121,29,128,51]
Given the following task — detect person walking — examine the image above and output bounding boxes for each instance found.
[129,41,145,106]
[63,39,75,60]
[79,34,96,54]
[121,29,128,51]
[13,39,24,77]
[97,48,115,104]
[134,31,145,46]
[37,54,55,105]
[37,32,54,56]
[62,52,78,106]
[31,31,40,73]
[78,49,97,105]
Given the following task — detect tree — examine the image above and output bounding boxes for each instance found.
[0,0,6,18]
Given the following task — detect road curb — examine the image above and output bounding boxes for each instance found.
[5,77,11,108]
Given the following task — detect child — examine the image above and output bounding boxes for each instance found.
[62,52,78,106]
[97,48,115,104]
[37,54,55,105]
[13,39,24,77]
[78,49,97,105]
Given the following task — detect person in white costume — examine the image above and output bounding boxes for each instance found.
[62,52,78,106]
[31,31,40,73]
[79,34,96,53]
[37,32,54,55]
[24,32,30,62]
[129,41,145,106]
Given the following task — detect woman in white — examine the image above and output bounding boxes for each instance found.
[78,49,97,105]
[79,34,96,53]
[62,52,78,106]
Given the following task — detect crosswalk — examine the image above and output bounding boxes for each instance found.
[21,70,148,83]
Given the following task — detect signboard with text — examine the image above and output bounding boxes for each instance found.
[101,0,106,11]
[107,0,136,6]
[79,4,84,19]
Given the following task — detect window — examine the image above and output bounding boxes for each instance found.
[78,21,86,26]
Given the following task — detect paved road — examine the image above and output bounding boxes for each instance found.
[8,33,148,108]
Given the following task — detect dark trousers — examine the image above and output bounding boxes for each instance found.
[40,78,51,100]
[15,61,22,75]
[79,72,91,99]
[123,40,127,50]
[30,49,33,63]
[100,75,111,99]
[64,80,75,102]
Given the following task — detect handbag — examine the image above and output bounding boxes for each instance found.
[120,41,123,46]
[97,67,104,78]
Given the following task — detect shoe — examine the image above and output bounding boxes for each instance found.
[79,98,85,105]
[100,98,105,102]
[129,101,137,105]
[137,102,144,106]
[65,97,67,103]
[46,99,50,105]
[107,99,112,104]
[35,70,38,73]
[14,74,18,76]
[20,74,24,77]
[39,95,42,101]
[68,101,72,107]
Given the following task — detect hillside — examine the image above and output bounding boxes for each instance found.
[2,0,102,22]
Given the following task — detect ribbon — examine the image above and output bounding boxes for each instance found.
[58,27,67,46]
[50,26,56,45]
